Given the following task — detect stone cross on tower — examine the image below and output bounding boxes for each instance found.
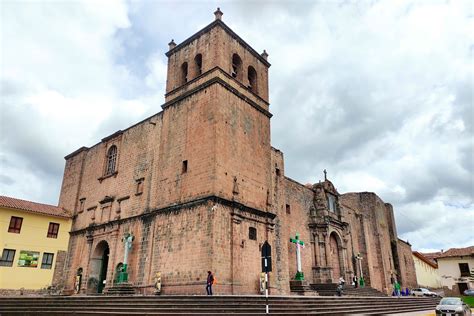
[290,233,305,281]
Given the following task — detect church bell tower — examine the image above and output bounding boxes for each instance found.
[159,8,273,211]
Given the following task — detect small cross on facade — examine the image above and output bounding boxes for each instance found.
[290,233,305,281]
[323,169,327,181]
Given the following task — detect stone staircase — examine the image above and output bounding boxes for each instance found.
[343,286,388,297]
[105,283,136,295]
[311,283,387,297]
[310,283,339,296]
[0,295,440,315]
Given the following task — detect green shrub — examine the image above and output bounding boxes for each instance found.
[462,296,474,308]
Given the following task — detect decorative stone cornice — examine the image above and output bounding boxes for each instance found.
[70,195,276,235]
[162,68,272,118]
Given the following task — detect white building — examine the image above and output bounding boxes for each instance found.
[423,246,474,296]
[412,251,441,289]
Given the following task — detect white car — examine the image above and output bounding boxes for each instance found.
[412,287,439,297]
[435,297,472,316]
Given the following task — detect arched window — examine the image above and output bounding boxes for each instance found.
[231,53,242,80]
[106,145,117,175]
[194,54,202,76]
[248,66,257,93]
[181,62,188,85]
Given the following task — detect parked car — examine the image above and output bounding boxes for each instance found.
[412,287,439,297]
[435,297,472,316]
[464,289,474,296]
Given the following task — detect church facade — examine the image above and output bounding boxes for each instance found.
[57,9,416,295]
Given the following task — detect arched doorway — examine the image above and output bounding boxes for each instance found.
[89,240,110,293]
[329,232,342,281]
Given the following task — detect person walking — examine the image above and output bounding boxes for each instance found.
[206,271,214,295]
[336,277,345,296]
[338,277,345,288]
[352,275,358,288]
[394,281,401,297]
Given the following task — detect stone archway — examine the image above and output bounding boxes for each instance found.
[88,240,110,293]
[329,232,342,281]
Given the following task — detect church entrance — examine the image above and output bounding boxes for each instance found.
[329,232,342,281]
[89,241,110,294]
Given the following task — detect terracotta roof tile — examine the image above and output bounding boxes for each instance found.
[0,195,72,219]
[413,251,438,269]
[421,246,474,260]
[437,246,474,258]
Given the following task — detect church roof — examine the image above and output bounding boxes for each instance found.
[0,195,72,219]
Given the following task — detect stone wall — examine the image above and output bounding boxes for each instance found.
[283,177,314,283]
[340,192,400,294]
[397,239,418,289]
[51,250,67,288]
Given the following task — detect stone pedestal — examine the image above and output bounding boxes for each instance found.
[290,280,318,296]
[313,266,333,283]
[105,283,135,295]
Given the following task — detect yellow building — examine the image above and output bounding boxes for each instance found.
[0,195,72,291]
[413,251,441,289]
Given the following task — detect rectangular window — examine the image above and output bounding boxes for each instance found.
[182,160,188,174]
[249,227,257,240]
[47,222,60,238]
[459,263,470,277]
[286,204,291,214]
[327,194,336,212]
[79,198,86,213]
[0,249,16,267]
[135,178,144,195]
[41,253,54,269]
[8,216,23,233]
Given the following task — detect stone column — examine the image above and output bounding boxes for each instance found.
[231,214,242,294]
[341,246,347,278]
[312,233,319,267]
[84,231,94,294]
[323,233,330,267]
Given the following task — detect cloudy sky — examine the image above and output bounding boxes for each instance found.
[1,0,472,252]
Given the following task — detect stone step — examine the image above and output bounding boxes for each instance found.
[0,299,438,307]
[0,305,437,315]
[0,295,439,315]
[0,297,438,306]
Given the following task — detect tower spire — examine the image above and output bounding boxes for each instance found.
[214,7,223,20]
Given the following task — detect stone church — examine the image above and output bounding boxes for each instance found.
[57,9,417,295]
